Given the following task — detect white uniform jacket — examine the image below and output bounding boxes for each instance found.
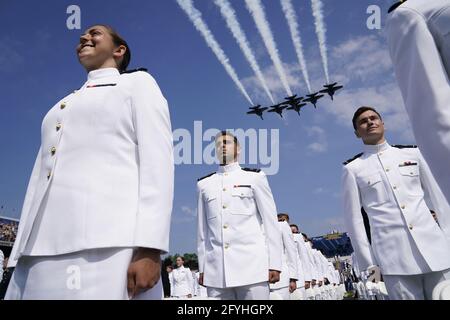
[197,162,282,288]
[312,249,325,282]
[169,266,194,297]
[293,233,312,282]
[9,68,174,266]
[271,221,298,290]
[387,0,450,205]
[342,141,450,275]
[305,242,319,281]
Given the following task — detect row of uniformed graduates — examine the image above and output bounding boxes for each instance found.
[196,131,345,300]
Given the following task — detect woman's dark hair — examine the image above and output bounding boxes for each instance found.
[89,24,131,72]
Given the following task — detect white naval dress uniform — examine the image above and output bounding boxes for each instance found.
[0,249,4,282]
[6,68,174,299]
[342,141,450,300]
[387,0,450,207]
[169,266,194,298]
[197,162,282,300]
[292,233,310,300]
[270,221,298,300]
[304,242,317,299]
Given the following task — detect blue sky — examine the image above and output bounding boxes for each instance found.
[0,0,414,255]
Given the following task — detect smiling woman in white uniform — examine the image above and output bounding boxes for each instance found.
[5,25,174,299]
[169,256,194,299]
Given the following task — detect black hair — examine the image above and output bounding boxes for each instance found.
[277,213,290,222]
[352,106,382,130]
[290,224,299,233]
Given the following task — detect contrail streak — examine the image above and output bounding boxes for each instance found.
[311,0,330,84]
[280,0,312,93]
[214,0,275,104]
[176,0,254,105]
[244,0,293,96]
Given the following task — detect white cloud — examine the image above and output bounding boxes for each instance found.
[0,37,24,73]
[306,126,328,154]
[312,187,325,194]
[181,205,196,217]
[173,205,197,224]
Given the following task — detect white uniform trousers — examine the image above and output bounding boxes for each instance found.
[290,286,305,300]
[207,282,269,300]
[5,247,163,300]
[270,286,289,300]
[384,268,450,300]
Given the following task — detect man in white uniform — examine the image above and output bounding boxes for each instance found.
[342,106,450,300]
[0,249,4,283]
[197,131,282,300]
[290,224,312,299]
[387,0,450,206]
[269,214,298,300]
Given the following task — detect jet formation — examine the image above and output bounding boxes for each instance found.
[247,82,343,120]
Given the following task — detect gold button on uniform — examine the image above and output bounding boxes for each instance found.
[51,147,56,156]
[224,244,230,249]
[409,225,413,230]
[60,102,66,110]
[401,205,406,210]
[393,186,397,190]
[386,168,390,172]
[223,188,226,192]
[223,205,227,209]
[223,225,228,229]
[47,171,52,180]
[56,123,62,131]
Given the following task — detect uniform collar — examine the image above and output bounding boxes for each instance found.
[87,67,120,81]
[218,162,241,173]
[363,140,390,154]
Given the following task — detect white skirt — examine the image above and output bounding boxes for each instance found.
[5,247,163,300]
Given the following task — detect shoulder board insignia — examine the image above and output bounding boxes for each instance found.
[242,168,261,173]
[392,144,417,149]
[197,172,216,182]
[343,153,363,165]
[120,68,148,74]
[388,0,407,13]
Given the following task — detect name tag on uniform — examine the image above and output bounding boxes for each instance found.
[87,83,117,88]
[234,185,251,188]
[398,161,418,167]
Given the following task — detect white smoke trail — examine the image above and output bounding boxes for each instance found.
[214,0,275,104]
[176,0,254,105]
[311,0,330,84]
[244,0,293,96]
[280,0,312,93]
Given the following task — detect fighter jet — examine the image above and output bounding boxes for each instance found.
[284,94,303,105]
[286,102,307,116]
[267,102,288,118]
[246,105,268,120]
[320,82,343,100]
[304,92,324,109]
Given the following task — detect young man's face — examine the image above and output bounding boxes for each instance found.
[215,134,240,165]
[290,226,299,234]
[354,110,385,145]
